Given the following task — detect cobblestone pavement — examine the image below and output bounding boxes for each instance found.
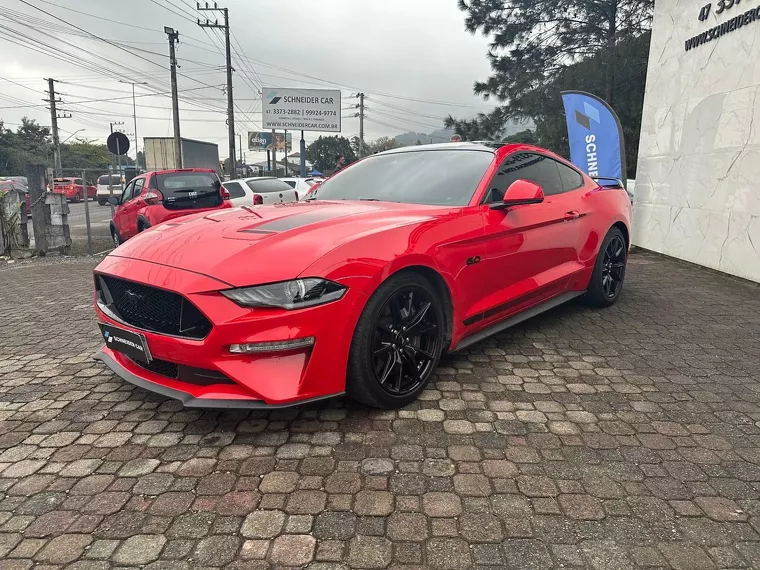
[1,251,760,570]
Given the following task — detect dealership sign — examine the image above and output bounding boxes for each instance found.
[561,91,626,185]
[686,2,760,51]
[248,131,292,152]
[262,88,341,132]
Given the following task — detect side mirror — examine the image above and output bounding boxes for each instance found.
[489,179,545,210]
[107,196,120,206]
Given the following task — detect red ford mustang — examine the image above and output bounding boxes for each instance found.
[93,142,631,409]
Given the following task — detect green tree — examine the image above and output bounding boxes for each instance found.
[0,118,53,175]
[447,0,653,177]
[60,141,112,171]
[503,129,537,145]
[306,136,355,173]
[350,136,371,158]
[368,137,400,154]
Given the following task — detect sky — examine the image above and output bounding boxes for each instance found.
[0,0,496,162]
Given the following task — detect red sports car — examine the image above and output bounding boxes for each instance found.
[93,143,631,409]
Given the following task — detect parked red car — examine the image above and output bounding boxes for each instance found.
[93,143,631,409]
[109,168,231,244]
[52,177,97,202]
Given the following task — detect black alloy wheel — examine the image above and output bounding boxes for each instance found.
[583,226,627,307]
[371,287,440,396]
[347,272,445,409]
[601,235,626,299]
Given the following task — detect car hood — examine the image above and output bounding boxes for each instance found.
[106,201,441,288]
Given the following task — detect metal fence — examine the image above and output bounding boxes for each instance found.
[53,167,123,256]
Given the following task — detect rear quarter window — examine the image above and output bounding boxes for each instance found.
[246,179,294,193]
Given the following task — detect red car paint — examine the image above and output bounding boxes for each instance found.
[52,177,97,202]
[109,168,231,242]
[93,143,631,408]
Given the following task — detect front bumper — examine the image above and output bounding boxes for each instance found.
[93,256,366,408]
[93,349,341,409]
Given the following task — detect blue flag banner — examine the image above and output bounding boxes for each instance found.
[561,91,626,186]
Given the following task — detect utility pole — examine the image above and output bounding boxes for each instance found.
[165,26,182,169]
[198,4,235,180]
[45,78,70,175]
[358,92,365,158]
[120,81,148,170]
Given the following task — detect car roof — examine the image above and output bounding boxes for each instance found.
[381,141,505,155]
[151,168,216,175]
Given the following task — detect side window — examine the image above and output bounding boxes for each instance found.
[132,178,145,197]
[121,181,135,203]
[74,179,83,186]
[224,182,246,199]
[556,161,584,193]
[283,180,296,188]
[485,152,563,202]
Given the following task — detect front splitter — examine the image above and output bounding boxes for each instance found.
[93,347,343,409]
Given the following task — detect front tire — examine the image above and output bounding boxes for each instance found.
[347,272,444,409]
[584,227,627,307]
[73,193,81,203]
[111,225,124,246]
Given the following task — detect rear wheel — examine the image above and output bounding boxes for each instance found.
[98,198,107,206]
[347,272,444,409]
[584,227,627,307]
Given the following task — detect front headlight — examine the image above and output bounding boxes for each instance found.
[221,278,346,309]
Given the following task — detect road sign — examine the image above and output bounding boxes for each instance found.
[107,132,130,155]
[262,88,341,132]
[248,131,292,152]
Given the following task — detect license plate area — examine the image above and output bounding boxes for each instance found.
[99,323,152,362]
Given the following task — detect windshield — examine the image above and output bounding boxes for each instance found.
[154,172,219,197]
[246,179,293,193]
[311,150,493,206]
[98,175,121,185]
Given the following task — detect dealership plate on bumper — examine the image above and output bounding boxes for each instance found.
[99,323,153,362]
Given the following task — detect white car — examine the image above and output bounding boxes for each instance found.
[96,174,124,205]
[279,177,323,196]
[222,177,299,207]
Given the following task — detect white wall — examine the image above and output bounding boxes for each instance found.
[634,1,760,282]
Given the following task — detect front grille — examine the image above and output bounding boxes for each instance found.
[131,357,178,379]
[129,357,233,386]
[97,275,212,339]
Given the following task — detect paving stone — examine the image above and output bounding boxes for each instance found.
[426,538,472,569]
[386,512,428,541]
[270,534,316,566]
[422,492,462,517]
[347,536,392,569]
[259,471,299,493]
[559,494,606,520]
[694,496,748,522]
[112,535,166,565]
[354,491,394,516]
[241,510,286,539]
[458,513,503,543]
[34,533,91,564]
[313,512,357,540]
[193,536,240,566]
[659,542,716,570]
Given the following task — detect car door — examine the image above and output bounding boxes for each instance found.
[114,181,135,237]
[223,181,249,207]
[123,178,145,236]
[477,151,584,325]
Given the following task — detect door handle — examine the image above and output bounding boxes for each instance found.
[564,210,580,221]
